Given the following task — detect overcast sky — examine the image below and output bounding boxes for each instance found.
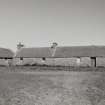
[0,0,104,51]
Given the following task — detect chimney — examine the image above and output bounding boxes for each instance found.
[17,42,24,50]
[51,42,58,57]
[51,42,58,49]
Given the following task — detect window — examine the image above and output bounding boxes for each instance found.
[5,58,8,60]
[20,57,23,60]
[42,57,46,61]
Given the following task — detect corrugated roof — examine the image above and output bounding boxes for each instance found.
[15,47,52,58]
[0,48,14,58]
[54,46,105,58]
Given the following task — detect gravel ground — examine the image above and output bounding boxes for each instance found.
[0,70,105,105]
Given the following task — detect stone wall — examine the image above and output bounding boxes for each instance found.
[13,57,105,67]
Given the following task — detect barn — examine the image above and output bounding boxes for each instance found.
[15,44,105,67]
[0,48,14,66]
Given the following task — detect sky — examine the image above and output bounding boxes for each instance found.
[0,0,104,51]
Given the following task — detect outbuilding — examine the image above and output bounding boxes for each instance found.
[14,47,53,65]
[54,46,105,67]
[0,48,14,66]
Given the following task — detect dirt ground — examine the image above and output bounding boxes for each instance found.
[0,69,105,105]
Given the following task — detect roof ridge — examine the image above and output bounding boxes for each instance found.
[21,47,50,49]
[57,45,105,48]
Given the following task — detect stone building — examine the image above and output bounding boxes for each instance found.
[14,43,105,67]
[53,46,105,67]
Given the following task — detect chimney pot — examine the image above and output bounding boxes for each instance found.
[17,42,24,50]
[51,42,58,48]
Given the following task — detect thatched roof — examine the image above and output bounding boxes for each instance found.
[54,46,105,58]
[15,47,52,58]
[0,48,14,58]
[15,46,105,58]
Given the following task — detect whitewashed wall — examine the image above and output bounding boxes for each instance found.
[96,57,105,67]
[13,58,34,65]
[0,59,9,66]
[80,57,91,67]
[13,57,93,66]
[50,57,91,66]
